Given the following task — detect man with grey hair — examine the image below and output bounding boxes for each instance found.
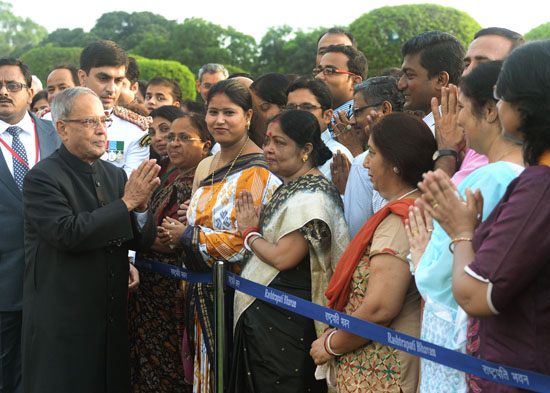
[21,87,160,393]
[335,76,404,237]
[196,63,228,101]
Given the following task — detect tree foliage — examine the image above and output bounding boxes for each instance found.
[91,11,176,52]
[40,28,98,48]
[0,1,47,56]
[349,4,481,76]
[255,25,293,74]
[525,22,550,41]
[19,44,81,83]
[12,4,490,89]
[280,28,323,75]
[136,58,196,101]
[254,26,323,75]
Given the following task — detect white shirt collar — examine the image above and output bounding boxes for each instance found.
[0,111,34,136]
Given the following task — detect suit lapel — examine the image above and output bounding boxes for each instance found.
[31,112,59,158]
[0,150,21,199]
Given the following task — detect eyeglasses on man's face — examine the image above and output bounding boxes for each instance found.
[0,82,28,93]
[352,102,383,117]
[313,66,359,78]
[62,117,113,129]
[284,103,324,112]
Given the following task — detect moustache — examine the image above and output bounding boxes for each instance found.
[0,97,13,104]
[99,93,114,100]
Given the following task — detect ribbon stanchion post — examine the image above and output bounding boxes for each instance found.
[213,260,226,393]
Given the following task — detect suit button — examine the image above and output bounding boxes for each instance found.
[96,181,101,187]
[116,241,122,247]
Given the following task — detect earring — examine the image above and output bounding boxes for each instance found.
[302,153,309,163]
[246,120,251,130]
[393,166,399,174]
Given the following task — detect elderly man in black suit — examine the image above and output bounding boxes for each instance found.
[0,57,60,393]
[21,87,160,393]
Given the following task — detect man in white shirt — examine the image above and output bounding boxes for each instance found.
[285,76,353,181]
[78,40,150,178]
[0,56,60,393]
[343,76,405,237]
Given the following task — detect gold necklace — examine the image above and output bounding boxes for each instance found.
[493,146,521,163]
[303,167,316,177]
[208,136,250,202]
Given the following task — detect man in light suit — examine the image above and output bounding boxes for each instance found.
[0,57,60,393]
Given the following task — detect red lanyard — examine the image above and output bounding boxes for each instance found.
[0,118,39,169]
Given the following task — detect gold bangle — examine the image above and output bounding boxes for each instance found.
[449,237,473,254]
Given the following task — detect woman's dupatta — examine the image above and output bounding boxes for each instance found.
[326,198,416,312]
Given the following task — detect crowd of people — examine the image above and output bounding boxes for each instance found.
[0,23,549,393]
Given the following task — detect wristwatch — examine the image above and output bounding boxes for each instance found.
[432,149,458,164]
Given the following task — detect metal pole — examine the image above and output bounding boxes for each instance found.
[213,260,225,393]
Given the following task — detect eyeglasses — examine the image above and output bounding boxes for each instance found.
[313,66,359,78]
[166,133,202,143]
[284,103,324,111]
[62,117,113,129]
[0,82,28,92]
[352,102,383,117]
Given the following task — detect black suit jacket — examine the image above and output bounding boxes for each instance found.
[21,144,155,393]
[0,112,60,311]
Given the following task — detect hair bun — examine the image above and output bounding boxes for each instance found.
[315,144,333,167]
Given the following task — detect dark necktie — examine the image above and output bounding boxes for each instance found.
[6,126,29,191]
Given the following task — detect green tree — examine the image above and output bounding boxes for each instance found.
[0,1,48,56]
[279,28,323,75]
[168,18,231,74]
[137,58,196,101]
[525,22,550,40]
[349,4,481,76]
[224,26,257,73]
[255,25,293,74]
[41,28,98,48]
[91,11,176,52]
[19,44,81,83]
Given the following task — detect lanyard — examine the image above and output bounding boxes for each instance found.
[0,118,39,169]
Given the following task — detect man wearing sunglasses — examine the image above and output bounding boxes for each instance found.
[0,56,60,393]
[314,44,368,157]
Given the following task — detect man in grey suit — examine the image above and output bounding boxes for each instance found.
[0,57,60,393]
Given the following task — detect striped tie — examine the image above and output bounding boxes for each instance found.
[6,126,29,191]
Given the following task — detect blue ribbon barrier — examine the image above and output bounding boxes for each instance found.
[134,257,212,283]
[136,258,550,392]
